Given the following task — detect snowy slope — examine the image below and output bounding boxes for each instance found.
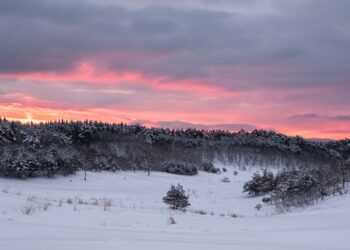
[1,167,349,250]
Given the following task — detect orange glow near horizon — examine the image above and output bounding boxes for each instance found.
[1,62,349,140]
[1,103,348,140]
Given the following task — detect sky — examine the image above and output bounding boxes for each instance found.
[0,0,349,139]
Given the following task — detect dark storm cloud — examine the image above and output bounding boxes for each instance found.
[0,0,349,89]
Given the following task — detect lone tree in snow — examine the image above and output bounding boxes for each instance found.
[163,184,190,210]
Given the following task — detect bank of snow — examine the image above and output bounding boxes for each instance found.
[0,167,349,250]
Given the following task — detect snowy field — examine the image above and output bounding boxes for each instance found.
[1,167,350,250]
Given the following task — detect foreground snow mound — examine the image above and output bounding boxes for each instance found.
[0,168,349,250]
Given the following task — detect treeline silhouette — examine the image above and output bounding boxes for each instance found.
[0,117,348,180]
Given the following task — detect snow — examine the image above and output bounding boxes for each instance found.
[1,167,350,250]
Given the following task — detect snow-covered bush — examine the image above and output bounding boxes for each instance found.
[163,161,198,176]
[221,177,230,183]
[163,184,190,210]
[22,203,36,215]
[202,162,220,174]
[102,199,113,211]
[255,204,262,211]
[243,170,275,196]
[268,170,319,208]
[193,209,208,215]
[168,217,177,225]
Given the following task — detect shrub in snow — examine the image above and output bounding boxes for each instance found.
[27,195,36,202]
[103,199,113,211]
[193,209,208,215]
[42,202,51,211]
[163,184,190,210]
[229,213,239,218]
[255,203,262,211]
[262,196,272,204]
[243,170,275,196]
[90,198,99,206]
[168,217,177,225]
[22,204,35,215]
[221,177,230,183]
[269,170,319,208]
[202,162,220,174]
[163,161,198,176]
[222,167,227,172]
[58,199,63,207]
[2,186,9,193]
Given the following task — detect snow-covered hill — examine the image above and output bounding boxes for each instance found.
[1,167,349,250]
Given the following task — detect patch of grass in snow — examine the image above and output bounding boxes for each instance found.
[22,203,36,215]
[168,216,177,225]
[192,209,208,215]
[2,186,9,193]
[102,199,113,211]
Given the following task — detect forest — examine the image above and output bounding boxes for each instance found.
[0,118,349,207]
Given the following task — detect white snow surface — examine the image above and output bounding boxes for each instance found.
[1,166,350,250]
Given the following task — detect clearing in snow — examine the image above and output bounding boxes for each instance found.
[1,167,349,250]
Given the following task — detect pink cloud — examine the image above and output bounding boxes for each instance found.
[0,59,349,140]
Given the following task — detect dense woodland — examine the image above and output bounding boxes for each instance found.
[0,118,349,207]
[0,117,348,177]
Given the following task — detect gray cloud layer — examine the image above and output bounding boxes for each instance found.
[0,0,349,90]
[289,113,350,122]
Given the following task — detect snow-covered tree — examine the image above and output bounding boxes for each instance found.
[267,170,319,208]
[243,170,275,196]
[163,161,198,176]
[163,184,190,209]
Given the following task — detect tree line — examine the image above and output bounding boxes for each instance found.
[0,117,348,182]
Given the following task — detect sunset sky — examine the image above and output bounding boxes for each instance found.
[0,0,349,139]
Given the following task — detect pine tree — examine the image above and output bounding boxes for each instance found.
[243,169,275,196]
[163,184,190,209]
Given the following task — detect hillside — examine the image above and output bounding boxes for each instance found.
[1,167,349,250]
[1,119,348,178]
